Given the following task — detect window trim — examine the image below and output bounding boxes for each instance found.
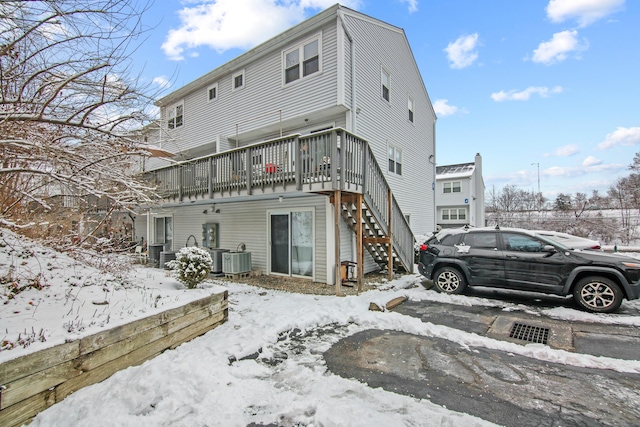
[381,67,390,102]
[167,102,183,130]
[232,69,245,91]
[443,181,461,193]
[441,208,467,222]
[207,83,218,102]
[154,215,173,249]
[282,33,322,86]
[388,144,402,176]
[408,95,415,123]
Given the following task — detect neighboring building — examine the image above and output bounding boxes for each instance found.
[135,4,436,287]
[436,153,485,229]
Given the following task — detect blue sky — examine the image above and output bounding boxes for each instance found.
[135,0,640,201]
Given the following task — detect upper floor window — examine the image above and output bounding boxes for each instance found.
[408,96,414,123]
[207,83,218,101]
[443,181,461,193]
[388,145,402,175]
[381,68,390,102]
[167,103,183,129]
[284,36,321,84]
[232,70,245,91]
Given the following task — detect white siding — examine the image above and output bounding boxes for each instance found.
[140,195,331,283]
[342,13,436,236]
[159,23,341,155]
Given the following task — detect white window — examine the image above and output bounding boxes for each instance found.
[167,103,183,129]
[207,83,218,101]
[443,181,461,193]
[284,36,321,84]
[408,95,414,123]
[232,70,245,91]
[388,145,402,175]
[441,208,467,221]
[154,216,173,249]
[381,68,390,101]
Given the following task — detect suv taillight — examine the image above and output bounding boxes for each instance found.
[420,244,427,251]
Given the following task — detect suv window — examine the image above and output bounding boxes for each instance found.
[502,233,546,252]
[463,232,497,249]
[439,234,462,246]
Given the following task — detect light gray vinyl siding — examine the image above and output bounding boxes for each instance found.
[161,23,341,155]
[139,195,330,283]
[342,13,436,235]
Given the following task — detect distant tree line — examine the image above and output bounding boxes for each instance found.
[486,152,640,244]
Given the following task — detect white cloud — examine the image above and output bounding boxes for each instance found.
[444,33,479,69]
[432,99,458,117]
[400,0,418,13]
[554,144,580,157]
[490,86,563,102]
[546,0,625,27]
[597,126,640,149]
[582,155,602,166]
[152,76,171,89]
[544,163,623,177]
[161,0,360,61]
[532,30,588,65]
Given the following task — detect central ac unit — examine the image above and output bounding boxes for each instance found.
[222,252,251,274]
[209,248,230,274]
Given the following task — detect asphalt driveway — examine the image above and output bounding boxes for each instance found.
[323,297,640,427]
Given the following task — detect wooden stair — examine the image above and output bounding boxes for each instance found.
[338,193,410,273]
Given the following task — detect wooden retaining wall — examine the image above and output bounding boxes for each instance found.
[0,290,228,427]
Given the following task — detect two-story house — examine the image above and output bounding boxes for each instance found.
[135,4,436,289]
[435,153,485,229]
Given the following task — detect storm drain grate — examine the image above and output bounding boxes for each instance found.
[509,323,549,344]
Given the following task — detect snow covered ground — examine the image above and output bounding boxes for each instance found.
[2,229,640,426]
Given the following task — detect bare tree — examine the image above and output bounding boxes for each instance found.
[608,177,638,244]
[0,0,157,237]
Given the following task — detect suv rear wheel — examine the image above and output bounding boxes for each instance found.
[573,276,623,313]
[433,267,466,294]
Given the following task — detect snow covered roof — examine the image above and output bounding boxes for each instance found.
[436,162,475,179]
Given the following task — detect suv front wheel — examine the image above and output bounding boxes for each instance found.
[433,267,467,294]
[573,276,623,313]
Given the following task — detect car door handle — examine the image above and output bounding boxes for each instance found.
[506,255,519,259]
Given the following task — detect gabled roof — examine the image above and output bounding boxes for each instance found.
[155,4,432,113]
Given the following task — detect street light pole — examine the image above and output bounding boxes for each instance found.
[531,162,540,213]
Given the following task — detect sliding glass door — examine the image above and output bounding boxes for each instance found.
[269,210,313,277]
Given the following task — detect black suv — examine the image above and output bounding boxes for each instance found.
[417,226,640,313]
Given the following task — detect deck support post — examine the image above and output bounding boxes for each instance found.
[387,189,393,282]
[356,193,364,292]
[334,190,343,296]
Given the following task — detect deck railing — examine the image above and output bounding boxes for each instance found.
[144,128,414,270]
